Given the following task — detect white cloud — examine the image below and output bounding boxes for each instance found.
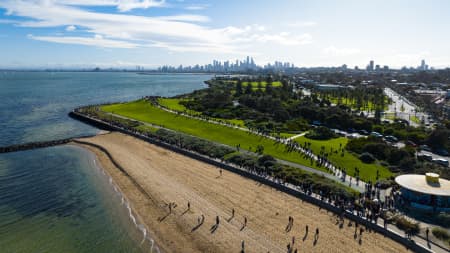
[322,46,361,56]
[254,33,313,46]
[287,21,317,27]
[185,4,209,11]
[56,0,166,12]
[0,0,313,53]
[65,25,76,31]
[28,34,139,48]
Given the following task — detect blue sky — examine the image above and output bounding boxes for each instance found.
[0,0,449,69]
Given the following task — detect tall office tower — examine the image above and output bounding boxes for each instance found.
[369,60,374,71]
[420,59,426,70]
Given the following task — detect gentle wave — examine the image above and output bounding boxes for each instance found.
[92,155,162,253]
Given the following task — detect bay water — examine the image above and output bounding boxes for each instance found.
[0,72,210,252]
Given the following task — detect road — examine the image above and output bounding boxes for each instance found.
[417,150,450,168]
[384,88,431,128]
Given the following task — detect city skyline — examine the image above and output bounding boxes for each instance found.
[1,0,450,68]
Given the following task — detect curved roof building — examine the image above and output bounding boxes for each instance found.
[395,173,450,212]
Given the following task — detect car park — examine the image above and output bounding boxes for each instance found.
[432,158,449,167]
[417,154,433,161]
[370,131,383,138]
[385,135,398,142]
[434,149,449,156]
[419,145,432,151]
[406,140,417,147]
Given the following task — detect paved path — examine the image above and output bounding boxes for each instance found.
[286,132,307,141]
[106,104,366,192]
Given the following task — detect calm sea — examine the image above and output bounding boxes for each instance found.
[0,72,211,252]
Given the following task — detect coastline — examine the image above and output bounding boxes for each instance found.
[72,142,167,253]
[72,143,162,253]
[73,132,411,253]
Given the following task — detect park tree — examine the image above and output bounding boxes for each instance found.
[235,79,243,96]
[244,82,253,95]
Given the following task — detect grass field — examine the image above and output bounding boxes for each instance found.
[225,80,282,88]
[101,100,391,181]
[410,115,421,124]
[242,81,282,87]
[102,100,324,170]
[158,98,199,114]
[157,98,245,127]
[325,97,389,111]
[295,136,393,182]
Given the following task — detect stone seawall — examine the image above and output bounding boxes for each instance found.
[0,135,94,153]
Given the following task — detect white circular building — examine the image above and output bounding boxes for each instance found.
[395,173,450,212]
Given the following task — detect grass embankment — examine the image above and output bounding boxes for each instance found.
[295,136,393,182]
[102,100,323,171]
[158,98,245,127]
[102,100,390,181]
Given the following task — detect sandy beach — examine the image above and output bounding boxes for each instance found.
[75,132,411,253]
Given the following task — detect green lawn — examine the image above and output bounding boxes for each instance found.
[410,115,421,124]
[295,136,393,182]
[158,98,245,127]
[384,113,396,120]
[242,81,282,87]
[158,98,195,113]
[326,97,389,111]
[225,80,282,88]
[102,100,323,171]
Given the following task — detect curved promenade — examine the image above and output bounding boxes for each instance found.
[69,109,446,253]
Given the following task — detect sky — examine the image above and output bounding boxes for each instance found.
[0,0,450,69]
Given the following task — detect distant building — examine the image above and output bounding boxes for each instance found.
[314,83,347,90]
[366,60,374,71]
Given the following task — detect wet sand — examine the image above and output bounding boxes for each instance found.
[75,132,411,253]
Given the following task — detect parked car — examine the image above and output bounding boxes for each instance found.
[434,149,449,156]
[385,135,398,142]
[406,140,417,147]
[370,131,383,138]
[419,145,432,152]
[432,158,449,167]
[358,129,369,135]
[417,154,433,161]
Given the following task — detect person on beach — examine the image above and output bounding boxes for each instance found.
[187,201,190,211]
[216,215,220,225]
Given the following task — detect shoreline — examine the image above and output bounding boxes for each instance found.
[76,144,162,253]
[72,142,166,253]
[73,132,412,253]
